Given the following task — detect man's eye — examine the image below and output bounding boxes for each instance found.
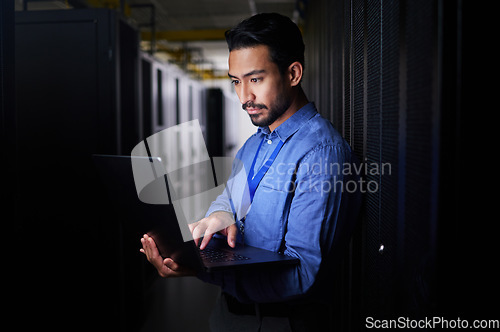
[231,80,240,85]
[250,78,261,83]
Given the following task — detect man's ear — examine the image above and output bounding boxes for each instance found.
[288,61,303,87]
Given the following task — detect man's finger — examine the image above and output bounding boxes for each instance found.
[141,236,151,258]
[188,221,199,234]
[192,221,209,245]
[164,258,179,271]
[147,237,158,257]
[200,232,214,250]
[226,224,238,248]
[142,234,151,254]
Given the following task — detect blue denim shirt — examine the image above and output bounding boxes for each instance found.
[200,102,361,304]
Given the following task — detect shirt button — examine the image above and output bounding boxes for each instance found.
[267,140,272,144]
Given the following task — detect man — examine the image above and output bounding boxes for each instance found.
[140,13,361,331]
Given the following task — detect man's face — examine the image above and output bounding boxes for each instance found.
[228,45,291,128]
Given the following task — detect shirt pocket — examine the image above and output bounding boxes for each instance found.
[244,181,290,251]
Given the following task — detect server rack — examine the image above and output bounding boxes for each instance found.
[302,0,464,329]
[14,8,142,330]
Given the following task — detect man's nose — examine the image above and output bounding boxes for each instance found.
[239,83,255,105]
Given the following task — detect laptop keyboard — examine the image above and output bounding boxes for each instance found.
[200,247,251,263]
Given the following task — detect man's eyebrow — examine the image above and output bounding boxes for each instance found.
[228,69,266,79]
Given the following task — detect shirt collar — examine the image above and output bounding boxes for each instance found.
[257,102,317,142]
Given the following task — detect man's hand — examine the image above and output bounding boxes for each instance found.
[140,234,195,278]
[140,211,236,277]
[189,211,237,250]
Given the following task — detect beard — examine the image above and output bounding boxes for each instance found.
[243,92,292,128]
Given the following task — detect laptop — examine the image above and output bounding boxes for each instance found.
[92,154,299,272]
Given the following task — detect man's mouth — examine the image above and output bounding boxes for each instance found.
[243,102,267,115]
[246,108,261,115]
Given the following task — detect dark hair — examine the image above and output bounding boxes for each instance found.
[225,13,305,75]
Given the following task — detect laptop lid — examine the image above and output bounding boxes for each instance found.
[93,154,298,272]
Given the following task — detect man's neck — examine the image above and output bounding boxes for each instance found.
[268,88,309,132]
